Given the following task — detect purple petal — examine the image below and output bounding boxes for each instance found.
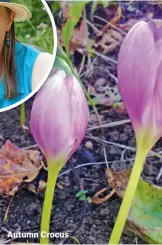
[142,61,162,141]
[155,39,162,65]
[158,26,162,40]
[48,68,58,78]
[148,20,158,41]
[30,70,89,162]
[117,21,158,129]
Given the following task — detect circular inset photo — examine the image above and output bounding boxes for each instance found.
[0,0,57,112]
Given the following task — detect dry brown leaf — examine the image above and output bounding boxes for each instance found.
[61,3,71,22]
[69,18,87,54]
[95,29,123,54]
[93,168,162,243]
[94,78,106,89]
[92,168,131,204]
[102,5,122,33]
[27,183,37,194]
[92,187,115,204]
[0,140,43,196]
[117,13,154,32]
[113,102,127,114]
[105,168,131,197]
[37,180,46,193]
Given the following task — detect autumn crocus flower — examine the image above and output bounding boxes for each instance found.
[30,69,89,244]
[118,20,162,150]
[109,21,162,244]
[30,69,88,162]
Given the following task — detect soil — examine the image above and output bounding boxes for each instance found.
[0,1,162,244]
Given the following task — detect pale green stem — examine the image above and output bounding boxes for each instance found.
[20,103,25,126]
[108,146,148,244]
[40,160,64,244]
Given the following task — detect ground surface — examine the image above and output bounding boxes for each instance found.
[0,1,162,244]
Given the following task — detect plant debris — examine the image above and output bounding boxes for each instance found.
[0,140,43,196]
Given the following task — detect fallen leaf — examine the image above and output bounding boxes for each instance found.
[92,168,130,204]
[105,168,162,243]
[127,178,162,244]
[92,187,115,204]
[89,94,113,106]
[0,140,43,196]
[94,78,106,89]
[102,5,122,32]
[95,29,123,54]
[61,0,89,55]
[69,18,88,54]
[117,13,154,32]
[113,102,127,114]
[61,2,70,22]
[27,183,37,194]
[105,168,131,197]
[37,180,46,193]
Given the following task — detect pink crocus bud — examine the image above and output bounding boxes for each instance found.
[109,21,162,245]
[30,69,89,163]
[117,20,162,149]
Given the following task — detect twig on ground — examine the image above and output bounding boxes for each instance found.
[109,73,118,83]
[94,15,127,35]
[88,119,131,131]
[78,55,86,75]
[58,161,108,177]
[22,144,38,150]
[86,134,162,160]
[90,49,117,64]
[156,165,162,181]
[121,149,127,161]
[86,19,102,35]
[104,145,109,168]
[3,194,15,221]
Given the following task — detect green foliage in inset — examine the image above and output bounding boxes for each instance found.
[11,0,54,53]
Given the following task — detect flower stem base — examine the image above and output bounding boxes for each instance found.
[108,148,148,244]
[40,159,64,244]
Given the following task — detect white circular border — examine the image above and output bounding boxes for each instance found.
[0,0,57,113]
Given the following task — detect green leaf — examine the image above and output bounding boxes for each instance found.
[79,195,87,201]
[51,1,61,13]
[62,1,90,57]
[75,190,88,198]
[87,197,92,203]
[54,56,72,75]
[127,178,162,244]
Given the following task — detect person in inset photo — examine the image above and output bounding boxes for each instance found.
[0,0,55,109]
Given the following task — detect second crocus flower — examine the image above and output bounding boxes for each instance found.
[118,20,162,149]
[109,21,162,244]
[30,68,89,244]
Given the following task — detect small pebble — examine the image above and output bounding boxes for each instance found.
[85,141,93,150]
[94,78,106,88]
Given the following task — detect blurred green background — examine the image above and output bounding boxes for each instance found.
[11,0,54,53]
